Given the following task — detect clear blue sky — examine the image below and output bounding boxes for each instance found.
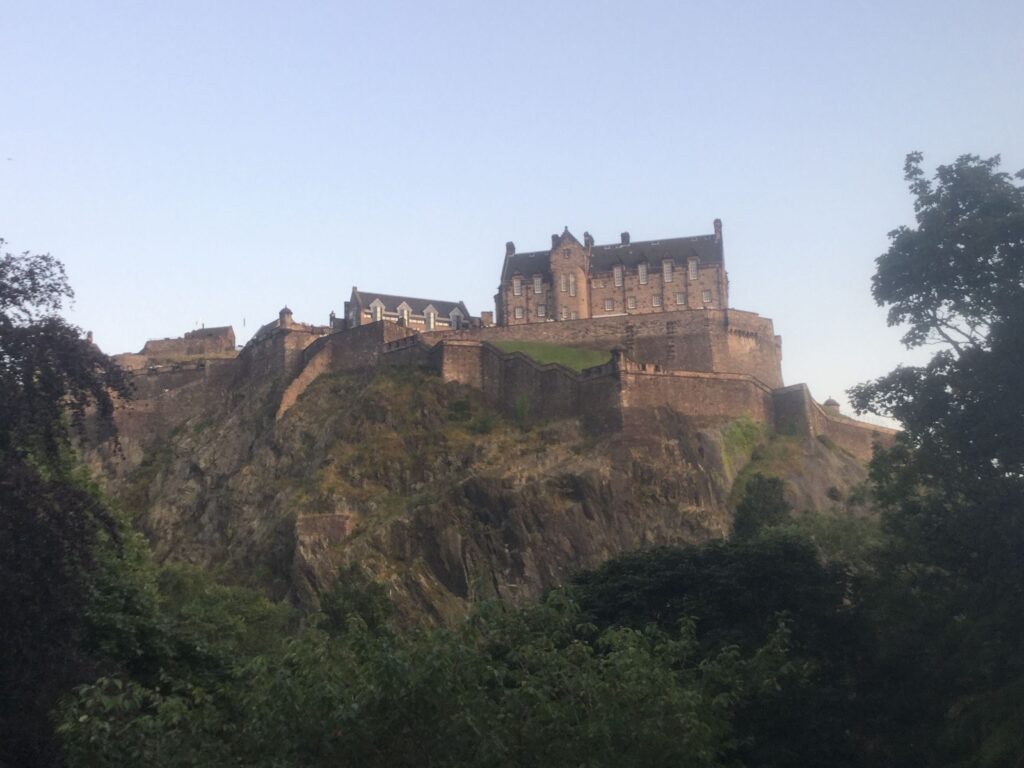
[3,0,1022,417]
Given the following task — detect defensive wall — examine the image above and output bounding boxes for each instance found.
[138,327,236,359]
[119,311,891,464]
[264,317,893,461]
[773,384,897,462]
[419,308,784,389]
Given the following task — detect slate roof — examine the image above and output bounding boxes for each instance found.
[349,289,470,318]
[501,231,723,281]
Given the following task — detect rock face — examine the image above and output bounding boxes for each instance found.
[89,361,869,623]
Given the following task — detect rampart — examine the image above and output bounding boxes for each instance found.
[419,308,783,388]
[140,327,236,358]
[773,384,897,462]
[124,308,889,466]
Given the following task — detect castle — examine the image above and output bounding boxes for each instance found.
[115,221,896,461]
[496,223,727,325]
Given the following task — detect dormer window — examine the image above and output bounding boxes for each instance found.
[663,260,673,283]
[513,277,522,296]
[688,258,699,281]
[638,263,648,285]
[425,311,436,330]
[613,265,623,287]
[371,301,384,322]
[533,275,543,294]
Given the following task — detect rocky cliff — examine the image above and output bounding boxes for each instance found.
[89,358,870,623]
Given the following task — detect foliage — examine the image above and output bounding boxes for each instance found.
[492,339,611,372]
[719,416,764,479]
[731,473,792,540]
[0,243,133,767]
[571,538,870,767]
[849,153,1024,766]
[59,587,793,768]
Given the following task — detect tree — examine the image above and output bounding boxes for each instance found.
[732,474,792,540]
[849,155,1024,766]
[850,153,1024,480]
[0,242,131,767]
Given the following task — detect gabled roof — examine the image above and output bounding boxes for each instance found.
[501,230,723,281]
[349,288,470,318]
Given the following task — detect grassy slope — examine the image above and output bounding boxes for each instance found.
[491,341,610,372]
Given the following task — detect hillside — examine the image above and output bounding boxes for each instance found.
[89,359,870,622]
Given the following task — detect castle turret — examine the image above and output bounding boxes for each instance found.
[823,397,841,417]
[279,306,293,329]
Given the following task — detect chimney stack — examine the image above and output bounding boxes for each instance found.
[620,231,630,245]
[714,219,722,242]
[551,234,559,248]
[505,241,515,256]
[583,231,594,248]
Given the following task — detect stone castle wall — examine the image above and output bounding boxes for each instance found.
[773,384,897,462]
[140,327,235,358]
[420,308,783,389]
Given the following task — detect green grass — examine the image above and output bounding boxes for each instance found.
[492,341,610,373]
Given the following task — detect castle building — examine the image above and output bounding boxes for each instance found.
[343,287,471,331]
[495,221,728,326]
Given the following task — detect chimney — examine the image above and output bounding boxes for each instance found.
[329,310,336,328]
[620,231,630,245]
[714,218,722,242]
[583,231,594,248]
[505,241,515,256]
[86,330,94,345]
[551,233,559,248]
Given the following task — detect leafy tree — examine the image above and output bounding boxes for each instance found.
[0,242,131,766]
[850,154,1024,766]
[59,589,792,768]
[571,538,871,767]
[732,473,792,540]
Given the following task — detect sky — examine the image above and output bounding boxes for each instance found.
[2,0,1022,420]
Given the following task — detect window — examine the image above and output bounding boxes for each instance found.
[688,259,699,281]
[533,275,543,294]
[563,248,571,259]
[559,307,567,320]
[570,311,577,320]
[560,274,568,292]
[652,295,662,307]
[604,298,614,312]
[702,290,712,304]
[638,263,648,284]
[676,293,685,305]
[400,307,410,323]
[513,277,522,296]
[569,273,576,297]
[425,312,435,330]
[613,265,623,287]
[373,305,383,321]
[663,261,673,283]
[627,296,637,309]
[537,304,546,318]
[514,306,524,320]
